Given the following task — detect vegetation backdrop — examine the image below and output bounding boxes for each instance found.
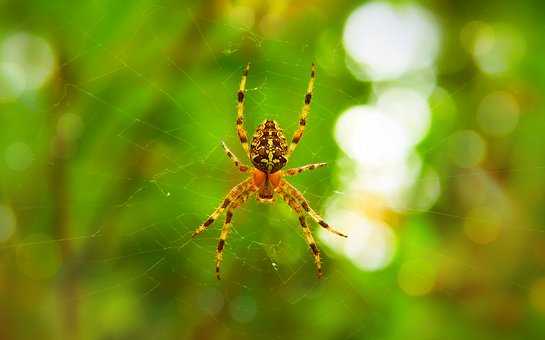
[1,0,545,339]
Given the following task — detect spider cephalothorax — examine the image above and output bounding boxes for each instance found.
[192,63,347,280]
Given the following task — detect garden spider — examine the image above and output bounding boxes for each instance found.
[192,63,347,279]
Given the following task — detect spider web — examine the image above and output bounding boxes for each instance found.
[2,2,544,339]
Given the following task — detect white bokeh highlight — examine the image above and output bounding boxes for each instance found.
[322,210,396,271]
[324,2,441,272]
[335,106,411,167]
[343,2,439,80]
[0,62,26,102]
[377,87,431,144]
[1,32,56,91]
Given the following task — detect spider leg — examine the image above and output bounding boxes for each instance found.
[215,189,254,280]
[215,208,234,280]
[281,180,347,238]
[222,141,249,172]
[285,162,326,176]
[287,63,316,157]
[236,63,250,156]
[277,189,322,278]
[192,178,253,237]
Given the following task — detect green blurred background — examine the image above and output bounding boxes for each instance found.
[1,0,545,339]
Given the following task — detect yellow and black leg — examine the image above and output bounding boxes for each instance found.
[236,63,250,156]
[215,189,254,279]
[222,141,249,172]
[192,178,253,237]
[215,208,233,280]
[285,162,326,176]
[282,180,347,238]
[278,190,323,278]
[288,63,316,157]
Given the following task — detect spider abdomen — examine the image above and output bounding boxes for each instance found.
[250,120,288,173]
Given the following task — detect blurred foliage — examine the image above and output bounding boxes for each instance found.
[1,0,545,339]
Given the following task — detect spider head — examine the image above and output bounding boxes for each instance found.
[249,120,288,173]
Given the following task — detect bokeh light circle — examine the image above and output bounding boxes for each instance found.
[322,210,396,271]
[229,294,257,323]
[335,106,411,167]
[377,87,431,144]
[1,32,56,90]
[409,167,441,211]
[343,2,439,80]
[347,154,422,209]
[0,205,16,242]
[530,277,545,315]
[464,207,503,244]
[477,91,519,137]
[448,130,486,168]
[398,259,437,296]
[57,112,84,141]
[4,142,34,171]
[461,22,526,75]
[0,62,26,102]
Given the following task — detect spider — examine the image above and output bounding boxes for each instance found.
[192,63,347,280]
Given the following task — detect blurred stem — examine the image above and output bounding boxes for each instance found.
[50,131,78,340]
[50,69,78,339]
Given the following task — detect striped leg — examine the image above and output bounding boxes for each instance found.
[287,63,316,157]
[215,208,233,280]
[285,162,326,176]
[281,180,347,238]
[215,189,254,280]
[236,63,250,156]
[192,178,253,237]
[278,190,322,278]
[222,141,249,172]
